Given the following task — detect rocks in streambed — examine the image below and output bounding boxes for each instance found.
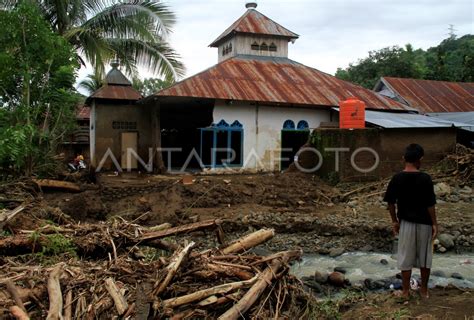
[329,247,346,257]
[314,271,328,284]
[438,233,455,249]
[451,272,464,280]
[432,270,446,278]
[329,271,346,287]
[334,266,347,274]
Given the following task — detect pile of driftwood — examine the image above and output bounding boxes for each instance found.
[433,144,474,181]
[0,216,310,319]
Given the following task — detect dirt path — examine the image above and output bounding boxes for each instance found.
[340,287,474,319]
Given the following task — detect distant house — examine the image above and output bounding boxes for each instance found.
[60,104,91,161]
[86,61,145,170]
[374,77,474,145]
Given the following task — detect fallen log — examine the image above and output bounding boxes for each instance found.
[104,278,128,315]
[154,241,195,296]
[64,290,72,320]
[218,250,302,320]
[46,264,64,320]
[5,280,28,315]
[221,229,275,255]
[33,179,81,193]
[140,219,222,241]
[9,306,29,320]
[158,276,258,310]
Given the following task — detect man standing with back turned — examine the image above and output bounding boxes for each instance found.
[384,143,438,299]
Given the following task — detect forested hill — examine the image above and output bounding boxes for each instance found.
[335,35,474,89]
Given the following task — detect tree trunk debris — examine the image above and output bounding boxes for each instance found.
[0,219,309,319]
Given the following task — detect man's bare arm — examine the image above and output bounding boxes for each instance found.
[388,203,399,235]
[428,206,438,238]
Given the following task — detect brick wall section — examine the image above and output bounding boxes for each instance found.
[305,128,456,182]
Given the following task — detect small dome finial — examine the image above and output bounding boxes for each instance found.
[245,2,257,9]
[111,59,120,69]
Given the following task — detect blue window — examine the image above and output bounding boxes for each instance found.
[200,120,243,168]
[283,120,295,130]
[297,120,309,130]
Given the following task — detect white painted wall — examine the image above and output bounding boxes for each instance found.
[218,35,289,62]
[213,101,331,171]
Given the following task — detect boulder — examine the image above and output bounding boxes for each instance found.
[360,245,373,252]
[438,246,447,253]
[432,270,446,278]
[459,186,472,195]
[305,280,323,293]
[434,182,451,197]
[451,273,463,280]
[380,259,388,265]
[328,272,345,287]
[438,233,455,249]
[329,247,345,257]
[334,267,347,274]
[314,271,328,284]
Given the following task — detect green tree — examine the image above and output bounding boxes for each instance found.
[2,0,185,81]
[335,45,426,89]
[132,77,172,96]
[0,3,80,176]
[424,35,474,82]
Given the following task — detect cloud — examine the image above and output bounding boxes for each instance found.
[76,0,473,92]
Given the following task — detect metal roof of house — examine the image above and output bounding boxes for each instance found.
[88,62,142,101]
[209,9,299,47]
[333,107,472,128]
[376,77,474,113]
[154,55,413,111]
[364,109,472,129]
[105,61,132,86]
[427,111,474,132]
[76,105,90,119]
[89,85,142,101]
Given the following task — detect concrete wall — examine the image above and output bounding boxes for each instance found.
[213,101,331,171]
[308,128,457,182]
[93,101,152,171]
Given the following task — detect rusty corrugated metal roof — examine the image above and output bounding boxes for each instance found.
[105,67,132,86]
[210,9,299,47]
[379,77,474,113]
[155,55,412,111]
[76,105,90,119]
[90,85,142,101]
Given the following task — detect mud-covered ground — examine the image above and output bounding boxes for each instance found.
[10,171,473,319]
[42,172,474,256]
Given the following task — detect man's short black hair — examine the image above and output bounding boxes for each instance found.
[404,143,424,163]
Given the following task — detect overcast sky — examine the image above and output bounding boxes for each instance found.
[77,0,473,92]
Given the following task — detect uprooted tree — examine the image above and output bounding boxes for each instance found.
[0,3,80,177]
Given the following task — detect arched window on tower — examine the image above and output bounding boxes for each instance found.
[251,42,259,50]
[269,43,277,52]
[260,42,268,51]
[228,43,232,53]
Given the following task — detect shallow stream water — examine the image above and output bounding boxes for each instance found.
[292,252,474,289]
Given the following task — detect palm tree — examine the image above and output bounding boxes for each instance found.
[2,0,185,80]
[78,73,104,95]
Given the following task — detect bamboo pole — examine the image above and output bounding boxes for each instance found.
[221,229,274,254]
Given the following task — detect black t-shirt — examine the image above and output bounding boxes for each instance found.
[383,171,436,225]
